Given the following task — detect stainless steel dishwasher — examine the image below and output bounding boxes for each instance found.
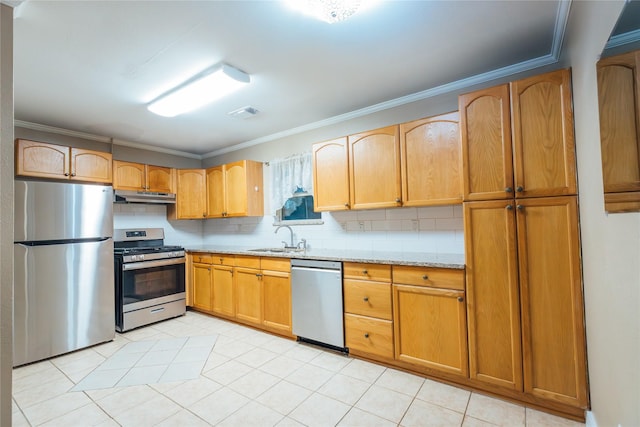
[291,259,345,350]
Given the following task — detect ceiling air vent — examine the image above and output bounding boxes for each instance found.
[228,106,259,119]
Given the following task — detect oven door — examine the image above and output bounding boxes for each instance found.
[117,257,186,314]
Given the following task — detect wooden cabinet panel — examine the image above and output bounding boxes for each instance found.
[146,165,174,193]
[459,85,513,201]
[261,257,290,272]
[225,161,248,216]
[348,126,402,209]
[464,200,522,390]
[344,280,392,320]
[71,148,112,183]
[312,137,350,211]
[345,313,394,359]
[393,284,468,377]
[235,267,262,325]
[597,50,640,212]
[511,69,576,198]
[392,266,464,291]
[212,265,234,317]
[262,269,291,333]
[400,111,462,206]
[16,139,112,183]
[192,262,213,312]
[343,262,391,282]
[206,165,225,218]
[173,169,206,219]
[516,196,587,407]
[113,160,145,190]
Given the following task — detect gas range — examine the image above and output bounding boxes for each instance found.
[113,229,185,263]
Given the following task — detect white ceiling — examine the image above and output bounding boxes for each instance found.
[13,0,567,157]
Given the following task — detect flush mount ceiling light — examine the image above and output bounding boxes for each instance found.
[285,0,363,24]
[147,63,250,118]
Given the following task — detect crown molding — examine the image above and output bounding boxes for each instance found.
[606,28,640,50]
[203,0,571,159]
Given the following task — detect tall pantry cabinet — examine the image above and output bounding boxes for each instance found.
[460,69,588,413]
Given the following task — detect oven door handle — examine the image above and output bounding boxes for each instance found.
[122,257,186,271]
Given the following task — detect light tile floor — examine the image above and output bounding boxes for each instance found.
[12,311,586,427]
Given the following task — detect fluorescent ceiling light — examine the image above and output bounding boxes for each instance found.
[148,63,250,117]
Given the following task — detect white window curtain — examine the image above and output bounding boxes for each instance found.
[269,152,313,213]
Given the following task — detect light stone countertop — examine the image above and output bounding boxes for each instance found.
[185,245,465,269]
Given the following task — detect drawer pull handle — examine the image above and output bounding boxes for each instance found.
[516,186,524,193]
[422,275,429,280]
[220,258,223,263]
[364,333,370,338]
[457,296,464,302]
[363,296,369,302]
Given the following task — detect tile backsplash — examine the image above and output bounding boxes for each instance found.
[114,204,464,255]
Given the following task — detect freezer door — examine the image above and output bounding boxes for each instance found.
[13,239,115,366]
[14,180,113,242]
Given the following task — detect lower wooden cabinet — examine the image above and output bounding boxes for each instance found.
[392,269,468,378]
[192,261,213,312]
[211,265,234,317]
[234,266,263,325]
[262,258,292,334]
[345,313,393,359]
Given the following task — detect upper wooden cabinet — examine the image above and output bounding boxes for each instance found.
[171,169,207,219]
[113,160,174,193]
[16,139,112,184]
[596,49,640,213]
[349,126,402,210]
[206,160,263,218]
[312,138,350,211]
[400,111,462,206]
[460,69,576,201]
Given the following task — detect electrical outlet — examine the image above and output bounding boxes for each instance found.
[412,219,419,231]
[359,221,365,231]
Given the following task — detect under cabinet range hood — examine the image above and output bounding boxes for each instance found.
[113,189,176,204]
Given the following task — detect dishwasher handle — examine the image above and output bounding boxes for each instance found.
[291,258,342,270]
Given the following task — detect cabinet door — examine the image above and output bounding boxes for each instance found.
[511,69,577,198]
[459,85,513,201]
[192,263,213,311]
[206,165,225,218]
[235,267,262,325]
[70,148,112,183]
[464,200,522,391]
[516,196,587,408]
[15,139,70,179]
[225,161,248,216]
[349,126,402,209]
[212,265,235,317]
[262,269,291,333]
[400,112,462,206]
[113,160,145,190]
[175,169,206,219]
[147,165,174,193]
[393,284,468,377]
[312,137,350,211]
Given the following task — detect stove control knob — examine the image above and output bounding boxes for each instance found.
[138,255,144,261]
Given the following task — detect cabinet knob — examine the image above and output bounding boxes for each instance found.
[363,296,369,302]
[362,270,368,275]
[422,275,429,280]
[256,273,263,278]
[457,296,464,302]
[364,333,370,338]
[71,173,76,177]
[505,187,513,193]
[203,213,206,217]
[64,173,69,176]
[395,197,401,203]
[516,186,524,193]
[506,204,513,210]
[344,203,350,208]
[517,205,524,211]
[219,258,224,263]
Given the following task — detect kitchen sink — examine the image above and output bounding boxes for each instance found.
[247,247,303,253]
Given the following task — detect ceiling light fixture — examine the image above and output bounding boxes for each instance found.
[147,63,250,117]
[286,0,363,24]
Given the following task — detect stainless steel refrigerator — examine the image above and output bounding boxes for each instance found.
[14,180,115,366]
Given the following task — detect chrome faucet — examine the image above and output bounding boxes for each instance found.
[275,225,295,248]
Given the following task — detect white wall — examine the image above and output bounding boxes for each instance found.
[202,206,464,254]
[0,4,13,425]
[562,2,640,426]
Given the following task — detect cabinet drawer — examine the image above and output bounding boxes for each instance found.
[345,313,393,359]
[192,253,212,264]
[235,255,260,269]
[344,280,392,320]
[393,266,464,290]
[210,254,235,266]
[261,257,290,272]
[344,262,391,282]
